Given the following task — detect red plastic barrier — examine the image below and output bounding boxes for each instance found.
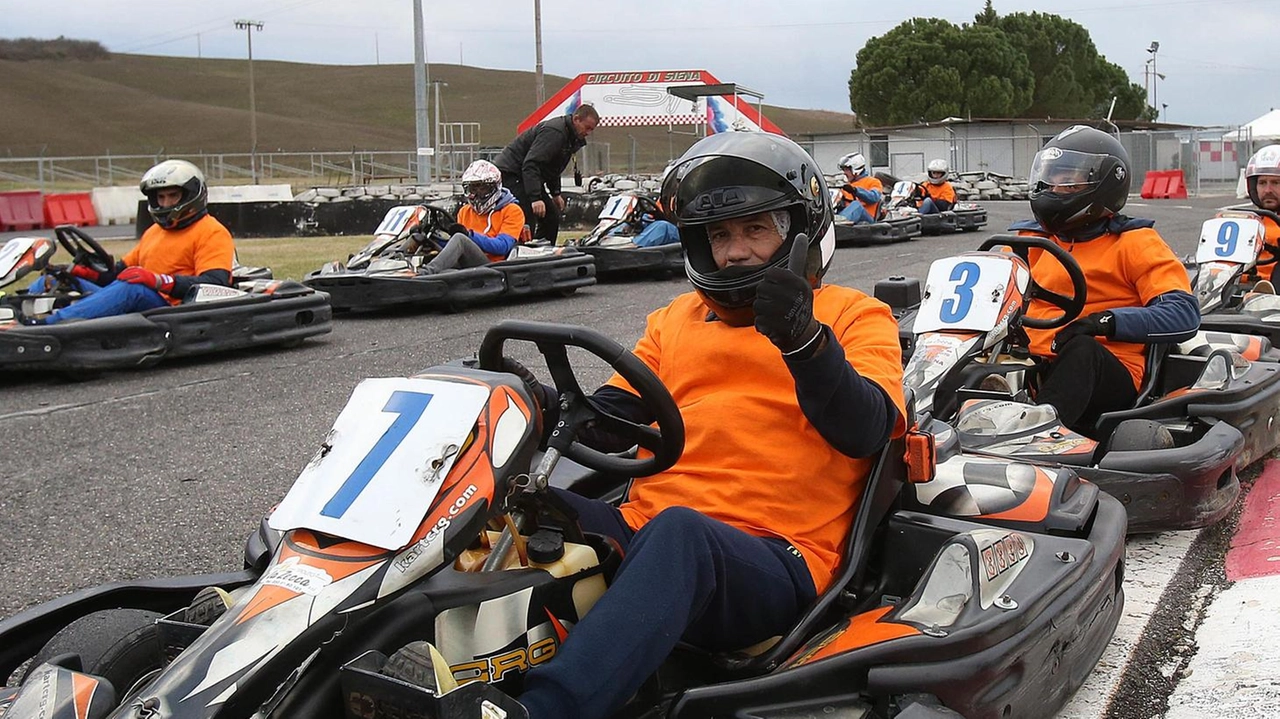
[43,192,98,227]
[0,190,44,231]
[1139,170,1189,200]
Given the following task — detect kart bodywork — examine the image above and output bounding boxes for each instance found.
[882,235,1279,532]
[830,187,922,246]
[885,181,988,236]
[511,192,684,280]
[0,321,1124,719]
[303,204,596,312]
[0,229,332,373]
[1185,208,1280,347]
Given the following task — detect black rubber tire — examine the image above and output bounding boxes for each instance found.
[21,608,165,698]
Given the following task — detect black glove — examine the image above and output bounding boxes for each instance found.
[447,223,468,236]
[1051,311,1116,353]
[753,266,822,356]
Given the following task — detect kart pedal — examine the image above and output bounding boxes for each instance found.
[382,640,459,695]
[184,586,233,626]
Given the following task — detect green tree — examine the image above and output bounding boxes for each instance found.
[991,11,1153,120]
[848,18,1031,125]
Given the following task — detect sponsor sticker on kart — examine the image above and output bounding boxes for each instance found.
[270,377,489,550]
[914,255,1020,335]
[262,556,333,596]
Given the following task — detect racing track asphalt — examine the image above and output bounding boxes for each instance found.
[0,195,1254,715]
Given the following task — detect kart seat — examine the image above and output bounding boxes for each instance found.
[712,394,912,677]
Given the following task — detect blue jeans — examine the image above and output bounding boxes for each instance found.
[44,280,168,325]
[26,275,101,296]
[837,202,874,224]
[919,198,941,214]
[520,489,816,719]
[630,220,679,248]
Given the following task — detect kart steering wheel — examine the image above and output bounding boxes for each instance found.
[54,226,113,275]
[478,320,684,477]
[1245,208,1280,266]
[978,234,1088,330]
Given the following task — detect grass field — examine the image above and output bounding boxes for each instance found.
[95,235,375,282]
[1,54,856,169]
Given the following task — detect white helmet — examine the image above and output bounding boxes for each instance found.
[838,152,868,178]
[140,159,208,229]
[461,160,503,214]
[1246,145,1280,208]
[927,158,949,185]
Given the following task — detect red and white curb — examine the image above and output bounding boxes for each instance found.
[1165,461,1280,717]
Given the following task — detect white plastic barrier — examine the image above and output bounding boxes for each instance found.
[90,186,146,226]
[208,184,294,203]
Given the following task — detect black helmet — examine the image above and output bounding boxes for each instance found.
[140,159,209,230]
[659,132,835,325]
[1028,125,1130,236]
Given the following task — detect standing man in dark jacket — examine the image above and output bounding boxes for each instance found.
[495,104,600,243]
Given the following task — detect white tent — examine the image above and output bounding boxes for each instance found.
[1223,109,1280,142]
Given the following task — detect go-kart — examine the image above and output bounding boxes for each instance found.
[303,204,595,313]
[0,226,332,373]
[0,319,1125,719]
[880,234,1280,532]
[510,192,684,280]
[884,182,988,236]
[830,189,922,246]
[1183,208,1280,353]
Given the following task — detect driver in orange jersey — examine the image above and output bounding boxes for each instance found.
[24,159,233,325]
[915,158,957,214]
[1243,144,1280,285]
[835,152,883,223]
[497,133,906,719]
[1011,126,1198,437]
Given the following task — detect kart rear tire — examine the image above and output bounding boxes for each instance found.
[22,608,165,699]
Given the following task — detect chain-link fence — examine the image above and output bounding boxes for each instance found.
[801,123,1264,198]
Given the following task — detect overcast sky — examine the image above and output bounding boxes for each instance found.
[2,0,1276,127]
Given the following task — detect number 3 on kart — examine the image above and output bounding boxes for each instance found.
[940,261,979,323]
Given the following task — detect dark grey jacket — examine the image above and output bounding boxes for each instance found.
[494,115,586,197]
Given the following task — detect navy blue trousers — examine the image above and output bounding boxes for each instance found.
[519,488,816,719]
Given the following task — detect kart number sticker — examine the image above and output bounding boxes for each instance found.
[270,377,489,550]
[599,195,638,221]
[891,181,915,199]
[914,255,1016,334]
[1196,217,1263,265]
[374,205,425,238]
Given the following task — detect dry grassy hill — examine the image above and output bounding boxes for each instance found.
[0,54,856,172]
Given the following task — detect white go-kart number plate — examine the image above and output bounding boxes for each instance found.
[270,377,489,550]
[1196,217,1264,265]
[374,205,425,238]
[599,195,638,221]
[914,255,1017,335]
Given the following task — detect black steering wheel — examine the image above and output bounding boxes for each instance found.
[478,320,684,477]
[978,234,1087,330]
[54,225,113,275]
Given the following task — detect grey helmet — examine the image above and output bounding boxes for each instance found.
[140,159,208,230]
[659,132,835,325]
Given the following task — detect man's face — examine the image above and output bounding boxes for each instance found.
[155,187,184,209]
[706,212,785,269]
[1256,175,1280,210]
[841,167,856,182]
[1044,168,1092,195]
[573,116,599,140]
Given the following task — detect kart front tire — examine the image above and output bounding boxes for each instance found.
[22,608,165,699]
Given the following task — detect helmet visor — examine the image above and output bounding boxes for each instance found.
[1029,148,1112,195]
[463,181,497,200]
[928,170,946,180]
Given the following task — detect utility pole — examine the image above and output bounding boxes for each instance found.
[1145,41,1160,120]
[432,81,448,180]
[534,0,545,105]
[235,19,264,183]
[413,0,431,184]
